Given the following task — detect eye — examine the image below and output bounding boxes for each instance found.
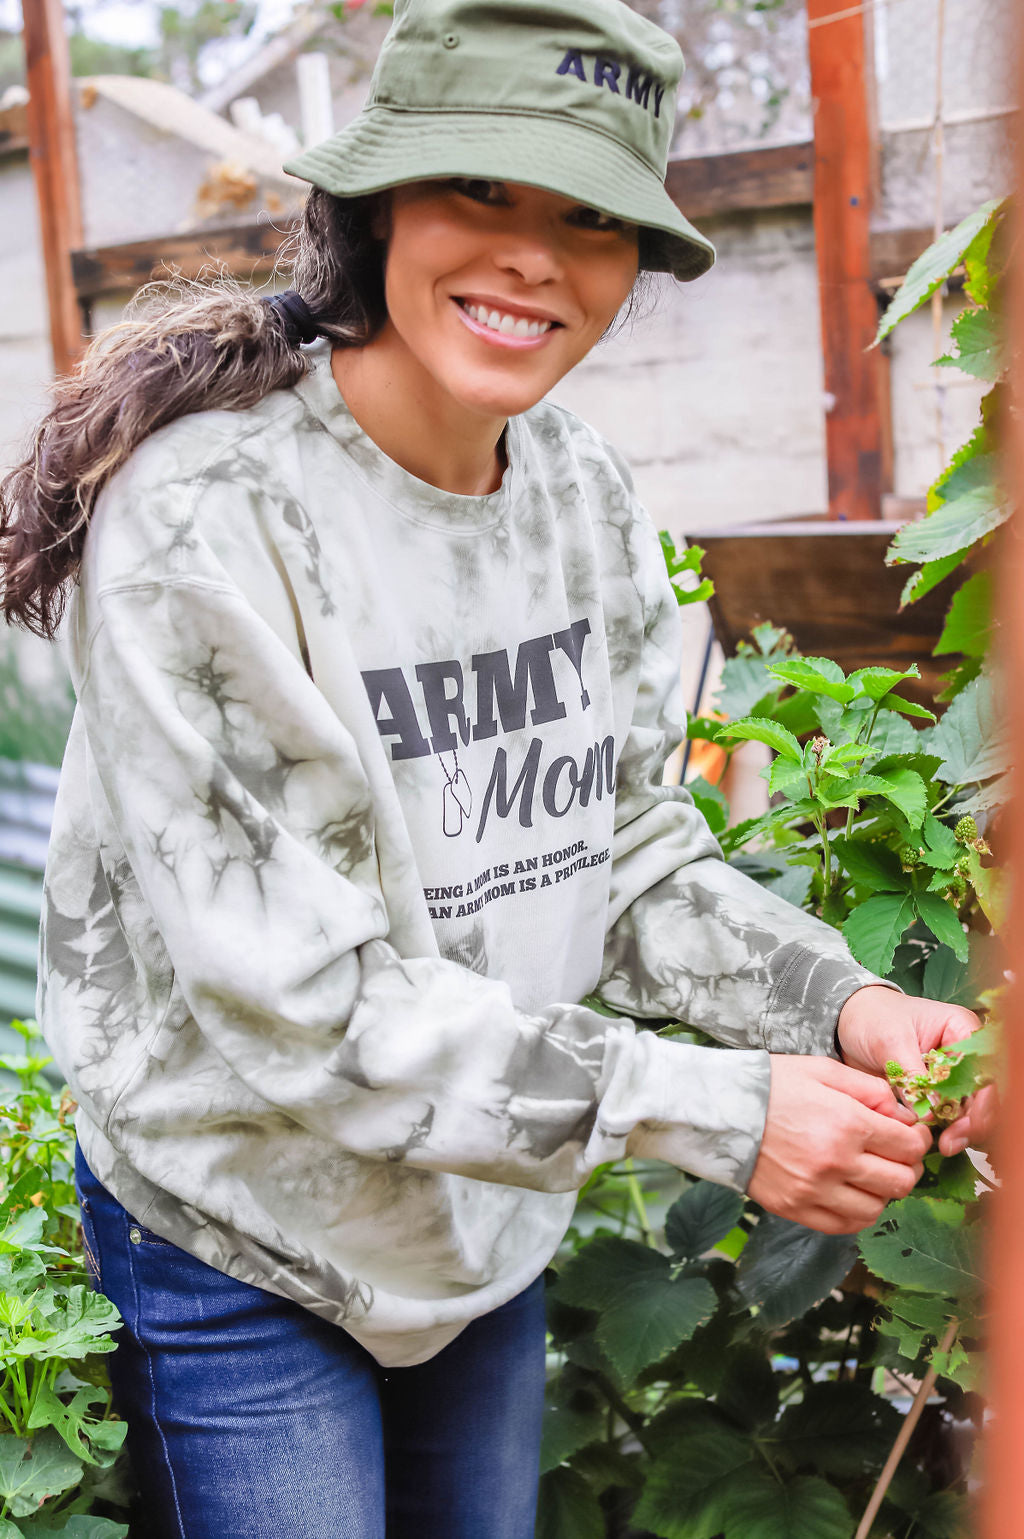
[569,205,632,233]
[448,177,511,206]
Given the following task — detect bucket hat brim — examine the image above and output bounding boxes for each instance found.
[283,107,715,283]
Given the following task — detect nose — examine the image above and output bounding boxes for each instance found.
[490,221,567,287]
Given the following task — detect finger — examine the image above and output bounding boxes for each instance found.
[938,1085,999,1155]
[797,1203,874,1237]
[939,1008,984,1049]
[829,1063,921,1122]
[850,1153,924,1202]
[862,1111,933,1164]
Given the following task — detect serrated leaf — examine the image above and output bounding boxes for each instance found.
[722,1467,854,1539]
[536,1466,605,1539]
[632,1413,759,1539]
[865,709,919,756]
[831,838,907,894]
[769,1380,900,1479]
[914,893,969,962]
[934,571,993,659]
[925,672,1009,785]
[966,850,1009,928]
[767,757,809,797]
[887,454,1009,566]
[768,657,854,704]
[876,1292,955,1363]
[665,1183,745,1262]
[847,665,919,702]
[688,774,728,837]
[0,1429,83,1517]
[936,307,1004,383]
[867,767,927,828]
[717,717,803,762]
[555,1238,716,1383]
[842,894,915,973]
[875,199,1004,342]
[736,1216,857,1329]
[922,812,961,865]
[715,654,779,719]
[876,692,937,722]
[539,1401,604,1475]
[858,1197,984,1300]
[714,1344,779,1431]
[900,548,970,605]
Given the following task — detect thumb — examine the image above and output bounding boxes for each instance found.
[827,1060,921,1124]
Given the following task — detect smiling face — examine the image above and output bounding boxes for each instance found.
[375,178,642,420]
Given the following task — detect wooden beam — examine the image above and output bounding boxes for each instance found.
[665,140,814,220]
[22,0,85,375]
[807,0,886,519]
[71,217,298,302]
[0,101,30,159]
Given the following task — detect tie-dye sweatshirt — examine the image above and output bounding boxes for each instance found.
[38,336,882,1365]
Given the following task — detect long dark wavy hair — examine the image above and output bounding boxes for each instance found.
[0,189,387,640]
[1,187,654,642]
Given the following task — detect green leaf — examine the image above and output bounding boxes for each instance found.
[874,199,1004,342]
[914,893,969,963]
[19,1517,130,1538]
[721,1468,854,1539]
[539,1401,604,1475]
[876,692,937,722]
[769,1380,900,1479]
[0,1429,83,1517]
[866,767,928,829]
[768,657,854,704]
[766,757,809,798]
[10,1287,121,1364]
[831,838,908,894]
[934,571,994,659]
[716,717,803,762]
[847,665,919,702]
[900,548,971,607]
[842,894,915,973]
[27,1384,126,1467]
[715,654,780,719]
[688,774,729,838]
[936,307,1004,383]
[924,672,1009,785]
[887,454,1010,566]
[664,1183,745,1262]
[535,1467,605,1539]
[736,1216,857,1329]
[554,1238,716,1383]
[875,1292,955,1363]
[921,812,961,866]
[858,1196,984,1300]
[714,1344,779,1431]
[632,1411,759,1539]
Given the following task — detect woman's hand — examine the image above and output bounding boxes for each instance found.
[748,1056,932,1233]
[836,985,998,1157]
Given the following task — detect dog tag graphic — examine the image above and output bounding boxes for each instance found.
[450,769,472,818]
[443,782,462,837]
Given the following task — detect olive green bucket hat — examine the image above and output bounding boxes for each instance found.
[282,0,715,282]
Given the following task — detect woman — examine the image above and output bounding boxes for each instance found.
[0,0,989,1534]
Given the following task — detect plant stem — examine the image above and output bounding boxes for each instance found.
[853,1317,959,1539]
[818,816,833,897]
[623,1159,654,1247]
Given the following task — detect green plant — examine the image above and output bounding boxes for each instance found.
[0,1020,130,1537]
[537,201,1008,1538]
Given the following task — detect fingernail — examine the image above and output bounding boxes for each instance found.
[947,1136,969,1155]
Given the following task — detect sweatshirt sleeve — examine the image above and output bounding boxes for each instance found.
[594,511,894,1177]
[70,490,776,1197]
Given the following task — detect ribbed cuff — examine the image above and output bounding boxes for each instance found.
[762,943,902,1059]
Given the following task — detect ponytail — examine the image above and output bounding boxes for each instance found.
[0,189,386,640]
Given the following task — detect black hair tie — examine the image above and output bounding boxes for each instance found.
[263,290,321,346]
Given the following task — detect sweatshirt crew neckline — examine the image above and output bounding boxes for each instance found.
[292,338,518,534]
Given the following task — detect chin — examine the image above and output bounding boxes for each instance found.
[448,371,557,420]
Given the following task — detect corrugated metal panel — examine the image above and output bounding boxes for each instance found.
[0,758,57,1035]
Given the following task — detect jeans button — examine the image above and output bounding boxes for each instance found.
[128,1226,142,1245]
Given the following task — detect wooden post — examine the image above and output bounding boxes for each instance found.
[22,0,85,376]
[807,0,885,519]
[981,12,1024,1534]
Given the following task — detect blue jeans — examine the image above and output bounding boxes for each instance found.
[74,1144,548,1539]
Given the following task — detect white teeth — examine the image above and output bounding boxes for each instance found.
[461,301,552,336]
